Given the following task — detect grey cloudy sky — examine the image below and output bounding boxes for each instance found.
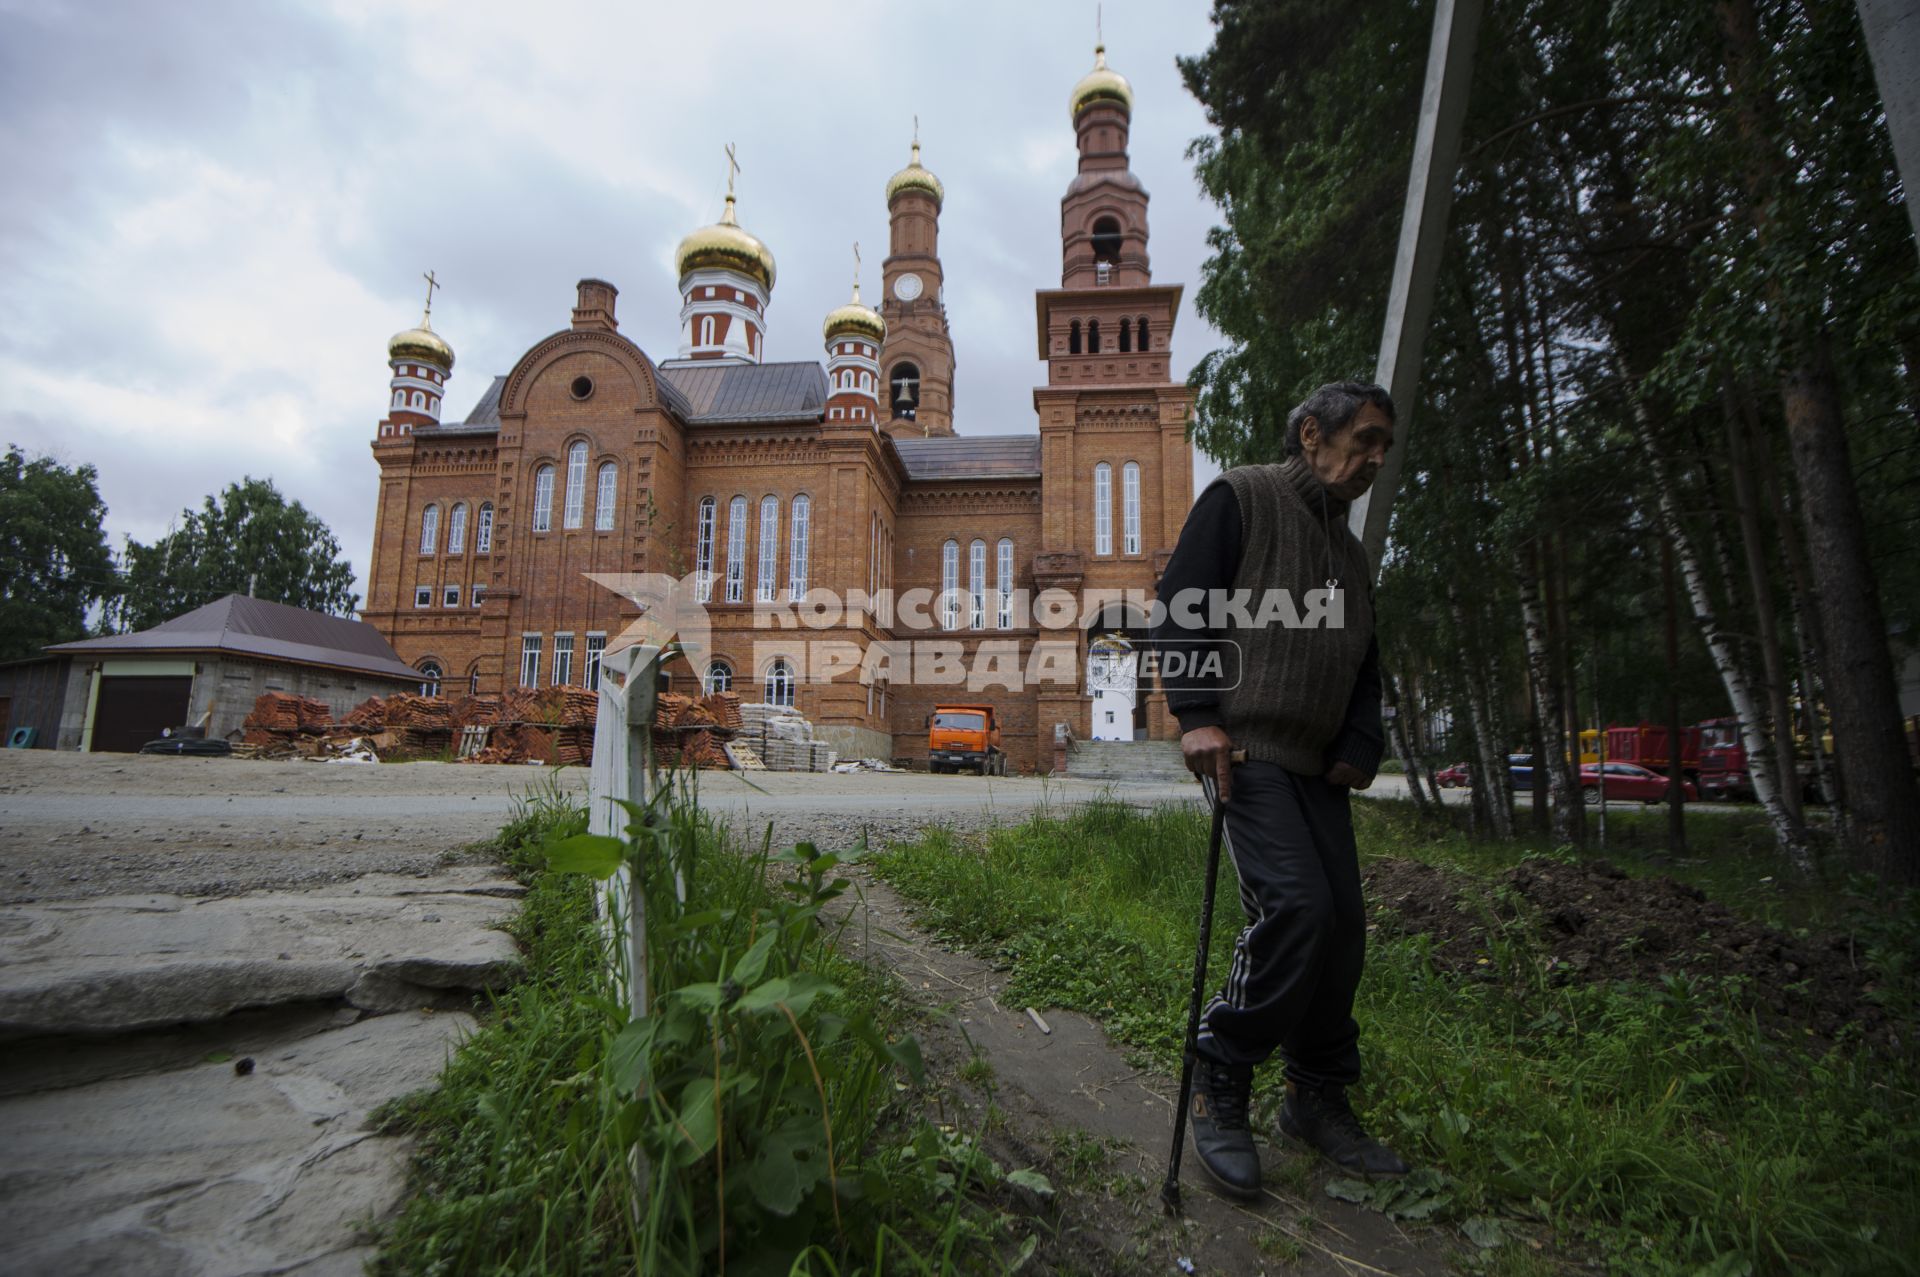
[0,0,1229,605]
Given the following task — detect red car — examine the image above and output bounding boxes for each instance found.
[1434,763,1472,788]
[1581,762,1697,805]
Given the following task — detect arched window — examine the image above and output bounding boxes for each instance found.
[411,390,425,408]
[1137,317,1149,351]
[476,502,494,554]
[417,661,442,698]
[1093,463,1113,555]
[1119,318,1132,352]
[787,494,810,600]
[888,362,920,419]
[700,315,716,347]
[419,504,439,554]
[694,496,717,602]
[562,441,588,528]
[705,659,733,695]
[467,664,481,696]
[968,538,987,629]
[1091,216,1122,264]
[446,503,468,554]
[757,495,779,601]
[724,495,748,602]
[997,538,1014,629]
[595,462,617,531]
[1122,462,1142,555]
[764,658,794,708]
[531,466,555,532]
[941,539,960,630]
[1088,320,1102,354]
[1069,320,1082,355]
[392,390,403,408]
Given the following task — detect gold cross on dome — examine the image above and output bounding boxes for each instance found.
[421,269,440,321]
[853,241,861,290]
[725,142,740,197]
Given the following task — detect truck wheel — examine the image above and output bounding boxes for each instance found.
[930,761,944,775]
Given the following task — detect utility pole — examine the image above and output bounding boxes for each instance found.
[1856,0,1920,256]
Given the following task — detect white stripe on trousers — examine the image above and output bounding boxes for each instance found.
[1196,772,1264,1055]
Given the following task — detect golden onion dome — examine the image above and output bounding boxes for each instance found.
[388,315,454,371]
[823,282,886,343]
[675,193,777,290]
[885,141,945,209]
[1070,43,1133,120]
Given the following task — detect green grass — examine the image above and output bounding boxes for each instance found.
[872,796,1920,1276]
[373,772,1047,1275]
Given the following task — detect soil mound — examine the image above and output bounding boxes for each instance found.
[1364,856,1899,1050]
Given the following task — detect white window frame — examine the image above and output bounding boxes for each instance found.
[997,538,1014,629]
[694,496,717,602]
[1122,461,1142,555]
[552,632,574,686]
[476,502,494,554]
[941,539,959,630]
[787,494,810,601]
[532,466,555,532]
[563,441,588,529]
[968,538,986,630]
[700,315,716,346]
[472,584,487,607]
[705,659,733,695]
[447,503,467,554]
[419,504,439,554]
[418,662,442,697]
[442,583,460,608]
[584,633,606,691]
[520,633,542,687]
[756,495,779,602]
[595,462,617,531]
[764,657,794,708]
[414,585,432,609]
[1093,462,1113,556]
[724,495,748,603]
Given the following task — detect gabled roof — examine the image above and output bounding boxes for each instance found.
[659,361,827,423]
[48,595,423,681]
[893,435,1043,481]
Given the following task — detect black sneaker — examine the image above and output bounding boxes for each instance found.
[1278,1082,1410,1178]
[1189,1058,1261,1198]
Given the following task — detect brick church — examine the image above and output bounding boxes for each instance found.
[362,44,1196,772]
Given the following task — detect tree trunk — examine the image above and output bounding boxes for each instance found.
[1382,664,1432,816]
[1551,533,1587,847]
[1518,551,1577,845]
[1450,585,1514,840]
[1663,540,1688,853]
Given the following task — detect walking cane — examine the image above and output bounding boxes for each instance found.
[1161,749,1243,1215]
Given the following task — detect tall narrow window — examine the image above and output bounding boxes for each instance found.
[997,538,1014,629]
[595,463,617,531]
[417,662,442,697]
[419,504,439,554]
[520,634,542,687]
[1088,320,1102,354]
[446,503,467,554]
[756,495,779,601]
[552,633,574,686]
[1093,463,1113,555]
[968,539,986,629]
[563,441,588,528]
[700,315,716,346]
[1119,319,1132,352]
[764,658,794,708]
[1069,320,1082,354]
[1122,462,1142,555]
[724,495,748,603]
[694,496,717,602]
[584,634,606,691]
[706,659,733,694]
[476,503,494,554]
[1137,317,1149,350]
[941,539,959,630]
[787,494,810,600]
[868,513,879,596]
[532,466,555,532]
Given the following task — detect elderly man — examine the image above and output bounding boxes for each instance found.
[1150,380,1409,1199]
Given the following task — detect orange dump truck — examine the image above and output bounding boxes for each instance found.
[926,704,1006,776]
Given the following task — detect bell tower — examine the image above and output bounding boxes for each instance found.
[877,130,956,437]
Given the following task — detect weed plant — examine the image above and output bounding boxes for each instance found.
[873,796,1920,1275]
[376,771,1042,1275]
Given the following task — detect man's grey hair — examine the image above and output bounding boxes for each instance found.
[1283,381,1396,457]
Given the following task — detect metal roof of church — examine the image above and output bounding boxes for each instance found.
[48,595,423,681]
[658,361,827,423]
[893,436,1042,480]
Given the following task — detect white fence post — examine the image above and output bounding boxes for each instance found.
[590,642,662,1020]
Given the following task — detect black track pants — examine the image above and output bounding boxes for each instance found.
[1195,759,1364,1089]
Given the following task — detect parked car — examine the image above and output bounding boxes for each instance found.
[1580,761,1696,805]
[1434,762,1472,788]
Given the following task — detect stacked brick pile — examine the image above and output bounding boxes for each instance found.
[649,692,742,771]
[241,692,333,749]
[381,695,455,755]
[736,703,837,772]
[555,688,598,766]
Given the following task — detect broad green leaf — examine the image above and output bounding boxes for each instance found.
[1006,1168,1053,1197]
[1462,1216,1505,1249]
[731,930,778,986]
[675,1076,720,1160]
[1324,1177,1371,1204]
[545,833,625,878]
[672,982,727,1010]
[608,1016,660,1092]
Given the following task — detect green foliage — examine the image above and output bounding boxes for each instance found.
[112,476,357,632]
[0,444,115,660]
[874,797,1920,1275]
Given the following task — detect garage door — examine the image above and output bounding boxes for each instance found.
[91,676,192,753]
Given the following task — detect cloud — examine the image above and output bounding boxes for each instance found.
[0,0,1229,602]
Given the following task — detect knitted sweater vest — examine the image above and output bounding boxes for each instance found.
[1215,457,1375,774]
